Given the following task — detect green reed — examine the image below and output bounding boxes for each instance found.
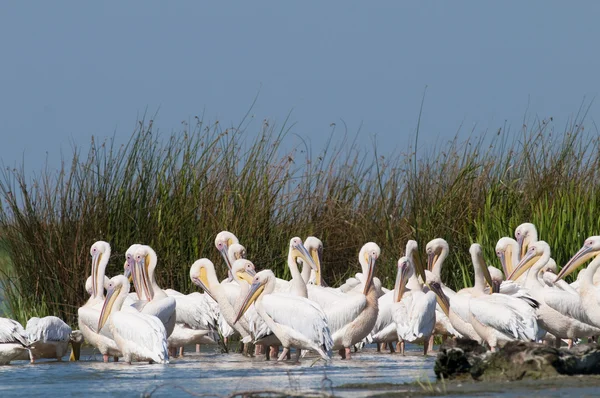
[0,107,599,325]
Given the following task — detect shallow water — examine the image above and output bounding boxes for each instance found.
[3,344,600,397]
[0,344,435,397]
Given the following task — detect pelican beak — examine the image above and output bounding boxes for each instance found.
[219,241,233,279]
[98,283,121,332]
[310,246,324,286]
[236,268,256,284]
[555,245,598,281]
[91,252,101,298]
[508,250,541,281]
[191,267,216,301]
[234,279,265,323]
[498,251,509,278]
[517,234,528,260]
[393,265,409,303]
[413,251,426,282]
[427,281,450,316]
[427,251,439,272]
[292,242,318,276]
[363,252,378,295]
[492,279,501,294]
[479,257,494,290]
[133,255,153,300]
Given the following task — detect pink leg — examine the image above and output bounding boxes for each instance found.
[196,344,200,353]
[103,354,109,363]
[344,347,352,360]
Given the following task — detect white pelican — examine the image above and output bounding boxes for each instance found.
[424,239,461,344]
[273,237,320,297]
[190,258,253,344]
[301,236,325,286]
[131,245,177,338]
[393,256,437,355]
[509,240,600,347]
[215,231,240,281]
[496,237,520,280]
[551,236,600,329]
[85,275,110,296]
[26,316,72,363]
[515,222,538,260]
[0,318,29,365]
[466,244,539,350]
[234,269,333,361]
[98,275,168,364]
[78,241,122,362]
[326,242,380,359]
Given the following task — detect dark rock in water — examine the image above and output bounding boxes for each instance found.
[435,340,600,381]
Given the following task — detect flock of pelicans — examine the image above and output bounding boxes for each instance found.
[2,223,600,366]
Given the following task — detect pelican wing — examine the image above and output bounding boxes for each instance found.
[469,294,538,341]
[0,318,28,346]
[172,293,216,330]
[26,316,71,343]
[404,291,437,340]
[112,312,168,362]
[321,293,368,334]
[262,294,333,351]
[543,289,593,325]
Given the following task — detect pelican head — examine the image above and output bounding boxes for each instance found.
[515,223,538,260]
[131,245,157,301]
[190,258,217,300]
[544,258,558,273]
[359,242,380,295]
[469,243,494,290]
[495,237,518,277]
[124,244,141,283]
[303,236,324,285]
[427,280,450,316]
[234,269,275,323]
[509,240,550,281]
[90,241,111,299]
[488,267,504,294]
[215,231,240,276]
[97,275,130,332]
[426,238,449,272]
[555,236,600,281]
[394,256,412,302]
[232,258,256,284]
[229,243,247,262]
[289,237,318,273]
[85,275,110,296]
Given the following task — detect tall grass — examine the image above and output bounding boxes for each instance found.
[0,106,599,325]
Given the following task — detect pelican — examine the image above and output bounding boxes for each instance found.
[509,240,600,347]
[274,237,320,297]
[215,231,240,281]
[424,239,461,344]
[515,222,538,260]
[325,242,380,359]
[496,237,520,280]
[78,241,122,362]
[86,275,110,296]
[190,258,253,344]
[131,245,177,338]
[466,244,539,350]
[0,318,29,365]
[552,236,600,329]
[26,316,72,363]
[301,236,325,286]
[393,256,437,355]
[98,275,168,364]
[234,269,333,361]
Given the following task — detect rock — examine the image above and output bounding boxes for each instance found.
[435,340,600,381]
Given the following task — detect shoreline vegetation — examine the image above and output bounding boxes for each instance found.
[1,106,599,326]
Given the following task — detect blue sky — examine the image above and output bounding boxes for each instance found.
[1,1,599,171]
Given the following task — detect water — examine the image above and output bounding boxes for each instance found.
[0,344,435,397]
[3,344,600,397]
